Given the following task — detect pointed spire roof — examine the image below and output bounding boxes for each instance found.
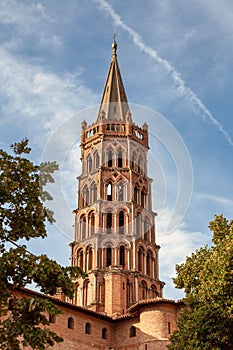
[97,39,131,122]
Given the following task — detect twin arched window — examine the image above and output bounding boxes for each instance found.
[131,153,144,173]
[106,181,125,202]
[134,186,147,208]
[106,149,124,168]
[76,247,93,272]
[81,183,97,207]
[138,247,154,277]
[106,245,126,267]
[86,152,100,173]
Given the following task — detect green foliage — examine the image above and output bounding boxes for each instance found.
[0,139,85,349]
[168,214,233,350]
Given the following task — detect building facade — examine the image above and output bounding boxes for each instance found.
[69,39,165,318]
[19,40,184,350]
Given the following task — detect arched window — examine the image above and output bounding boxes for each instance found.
[107,183,112,201]
[138,247,144,272]
[83,280,90,306]
[120,245,125,267]
[107,211,112,233]
[94,152,99,168]
[87,155,92,172]
[138,158,141,173]
[85,322,91,334]
[141,280,147,299]
[147,251,152,277]
[108,150,112,167]
[106,246,112,267]
[91,184,97,204]
[119,210,124,234]
[83,187,89,206]
[141,188,146,208]
[132,153,136,170]
[68,317,74,329]
[130,326,136,337]
[87,247,93,271]
[136,213,141,236]
[134,187,139,204]
[118,182,124,202]
[151,284,157,298]
[89,211,95,235]
[80,215,86,240]
[144,218,150,240]
[118,150,123,167]
[77,249,84,270]
[102,328,108,339]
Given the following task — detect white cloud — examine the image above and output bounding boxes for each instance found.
[0,38,100,239]
[0,47,98,145]
[94,0,233,146]
[0,0,62,51]
[157,208,210,299]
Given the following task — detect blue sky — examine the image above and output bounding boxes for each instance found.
[1,0,233,300]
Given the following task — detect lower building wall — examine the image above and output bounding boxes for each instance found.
[8,289,184,350]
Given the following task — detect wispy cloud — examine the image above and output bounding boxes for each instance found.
[0,47,98,143]
[198,193,233,207]
[95,0,233,146]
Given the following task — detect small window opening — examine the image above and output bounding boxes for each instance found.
[119,210,124,234]
[168,322,171,335]
[68,317,74,329]
[107,212,112,233]
[106,247,112,267]
[85,322,91,334]
[107,183,112,201]
[118,150,123,167]
[108,150,112,167]
[102,327,107,339]
[120,245,125,267]
[118,182,124,202]
[130,326,136,337]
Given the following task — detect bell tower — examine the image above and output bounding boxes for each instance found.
[70,39,164,317]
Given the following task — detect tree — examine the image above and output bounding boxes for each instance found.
[0,139,85,350]
[168,215,233,350]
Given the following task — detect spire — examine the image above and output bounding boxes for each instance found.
[97,38,130,122]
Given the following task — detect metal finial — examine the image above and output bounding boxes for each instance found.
[113,31,117,42]
[112,31,117,58]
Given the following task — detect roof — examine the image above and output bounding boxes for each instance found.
[97,40,131,122]
[14,287,184,323]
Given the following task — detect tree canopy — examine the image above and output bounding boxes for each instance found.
[0,139,84,350]
[168,214,233,350]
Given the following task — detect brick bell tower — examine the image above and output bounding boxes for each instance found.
[70,39,164,317]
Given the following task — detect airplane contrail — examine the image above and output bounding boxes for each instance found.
[95,0,233,146]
